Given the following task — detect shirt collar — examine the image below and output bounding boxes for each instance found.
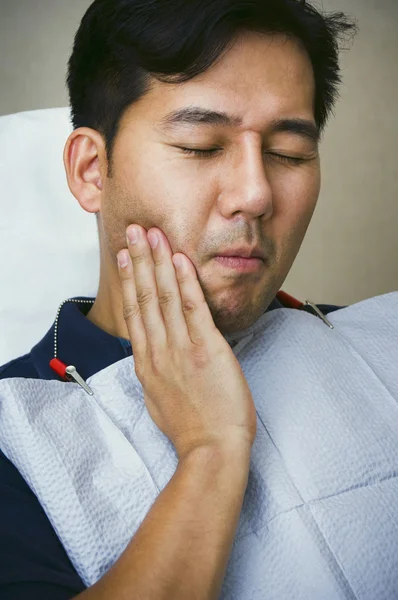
[30,295,283,382]
[30,297,129,382]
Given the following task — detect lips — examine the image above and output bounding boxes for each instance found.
[216,248,265,260]
[214,255,264,272]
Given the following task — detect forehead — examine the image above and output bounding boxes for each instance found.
[126,31,316,132]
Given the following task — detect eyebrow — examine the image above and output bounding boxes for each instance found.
[158,107,320,143]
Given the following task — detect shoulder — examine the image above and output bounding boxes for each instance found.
[0,359,84,595]
[0,448,85,594]
[0,353,39,380]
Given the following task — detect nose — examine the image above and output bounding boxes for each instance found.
[217,140,274,221]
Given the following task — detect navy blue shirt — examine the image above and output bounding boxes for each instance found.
[0,295,342,599]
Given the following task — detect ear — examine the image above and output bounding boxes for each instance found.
[63,127,107,215]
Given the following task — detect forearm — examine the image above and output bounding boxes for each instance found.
[74,442,251,600]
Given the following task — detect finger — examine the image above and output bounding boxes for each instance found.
[117,248,148,361]
[172,253,220,346]
[126,225,168,352]
[147,228,191,347]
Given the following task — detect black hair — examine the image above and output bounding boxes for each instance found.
[67,0,357,169]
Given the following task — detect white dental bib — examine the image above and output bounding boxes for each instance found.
[1,292,398,599]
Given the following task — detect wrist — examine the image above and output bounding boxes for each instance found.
[179,437,252,474]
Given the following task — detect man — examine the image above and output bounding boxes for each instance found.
[0,1,358,598]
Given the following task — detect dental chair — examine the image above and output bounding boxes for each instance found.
[0,107,100,366]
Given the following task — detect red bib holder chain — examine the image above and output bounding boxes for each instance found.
[49,298,95,396]
[49,293,332,396]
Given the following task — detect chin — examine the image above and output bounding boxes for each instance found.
[209,299,267,336]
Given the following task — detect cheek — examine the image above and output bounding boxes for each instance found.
[274,163,320,220]
[272,166,320,256]
[109,164,212,260]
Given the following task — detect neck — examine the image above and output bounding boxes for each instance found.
[86,277,130,342]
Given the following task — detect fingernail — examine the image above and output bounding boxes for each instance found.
[148,232,158,249]
[127,228,138,245]
[118,251,129,268]
[172,256,182,268]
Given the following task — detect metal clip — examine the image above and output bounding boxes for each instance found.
[65,365,94,396]
[304,301,334,329]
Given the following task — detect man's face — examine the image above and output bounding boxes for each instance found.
[99,31,321,334]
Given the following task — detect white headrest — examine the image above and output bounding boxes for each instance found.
[0,108,100,366]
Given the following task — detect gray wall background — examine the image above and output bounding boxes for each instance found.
[0,0,397,306]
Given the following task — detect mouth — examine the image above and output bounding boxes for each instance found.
[215,245,265,260]
[214,255,264,273]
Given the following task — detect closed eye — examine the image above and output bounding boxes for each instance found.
[178,148,312,165]
[179,147,219,157]
[266,153,309,166]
